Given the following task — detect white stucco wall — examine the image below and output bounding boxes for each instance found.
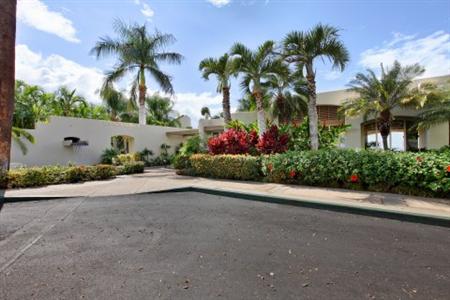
[425,122,449,149]
[11,116,191,167]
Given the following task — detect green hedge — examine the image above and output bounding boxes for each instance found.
[2,162,145,189]
[189,154,262,181]
[115,162,145,175]
[175,150,450,198]
[5,164,116,189]
[263,149,450,197]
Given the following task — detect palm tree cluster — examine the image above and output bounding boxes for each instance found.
[200,24,350,149]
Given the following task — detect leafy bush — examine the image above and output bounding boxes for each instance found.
[6,164,116,188]
[179,135,205,156]
[113,153,141,165]
[189,154,261,180]
[0,169,8,188]
[100,148,120,164]
[208,129,258,155]
[281,118,349,151]
[257,125,289,154]
[115,162,145,175]
[173,154,191,170]
[262,149,450,197]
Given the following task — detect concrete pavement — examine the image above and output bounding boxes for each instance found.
[3,167,450,220]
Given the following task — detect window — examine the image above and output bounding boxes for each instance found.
[363,118,419,151]
[317,105,344,126]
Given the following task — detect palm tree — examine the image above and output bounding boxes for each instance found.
[0,0,16,172]
[283,24,349,150]
[416,85,450,130]
[265,65,308,124]
[199,53,237,124]
[341,61,426,150]
[231,41,284,134]
[53,87,87,117]
[12,127,35,155]
[100,83,128,121]
[200,106,211,119]
[91,20,183,125]
[146,93,180,127]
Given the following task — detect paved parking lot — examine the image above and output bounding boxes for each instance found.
[1,192,449,299]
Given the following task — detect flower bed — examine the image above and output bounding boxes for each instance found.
[176,149,450,198]
[1,162,145,189]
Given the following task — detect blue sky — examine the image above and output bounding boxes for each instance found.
[16,0,450,125]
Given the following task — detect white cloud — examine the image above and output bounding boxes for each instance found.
[322,70,343,81]
[141,3,154,18]
[207,0,231,7]
[15,44,104,103]
[133,0,154,20]
[171,92,223,126]
[360,31,450,78]
[17,0,80,43]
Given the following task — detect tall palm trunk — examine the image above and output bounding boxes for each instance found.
[276,94,287,124]
[254,89,266,135]
[138,68,147,125]
[0,0,17,173]
[306,65,319,150]
[378,109,391,150]
[222,86,232,124]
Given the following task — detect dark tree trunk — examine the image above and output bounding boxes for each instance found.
[276,94,287,124]
[378,109,391,150]
[0,0,17,173]
[306,64,319,150]
[222,86,232,124]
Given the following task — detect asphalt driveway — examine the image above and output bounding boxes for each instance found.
[0,192,449,299]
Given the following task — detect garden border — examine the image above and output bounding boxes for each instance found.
[2,187,449,228]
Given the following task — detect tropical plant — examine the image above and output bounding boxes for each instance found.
[199,53,237,123]
[13,80,55,129]
[0,0,18,171]
[341,61,428,150]
[178,135,205,156]
[100,148,120,164]
[283,24,349,150]
[208,129,258,155]
[53,87,87,117]
[12,127,35,155]
[201,106,211,119]
[231,40,285,135]
[91,20,183,125]
[257,125,289,154]
[416,85,450,130]
[266,68,308,124]
[100,83,129,121]
[146,93,181,127]
[237,91,271,112]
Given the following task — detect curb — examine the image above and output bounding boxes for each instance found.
[2,187,449,228]
[150,186,450,228]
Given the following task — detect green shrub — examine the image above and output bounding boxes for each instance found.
[173,154,191,170]
[113,153,141,165]
[6,164,117,189]
[178,135,205,156]
[115,162,145,175]
[262,149,450,198]
[189,154,261,181]
[100,148,120,164]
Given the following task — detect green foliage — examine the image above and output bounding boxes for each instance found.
[146,94,181,127]
[189,154,262,180]
[281,118,349,151]
[178,135,205,156]
[262,149,450,197]
[113,153,141,165]
[6,165,116,189]
[115,162,145,175]
[173,154,192,171]
[101,148,120,164]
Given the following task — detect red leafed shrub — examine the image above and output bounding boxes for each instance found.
[257,125,289,154]
[208,129,258,155]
